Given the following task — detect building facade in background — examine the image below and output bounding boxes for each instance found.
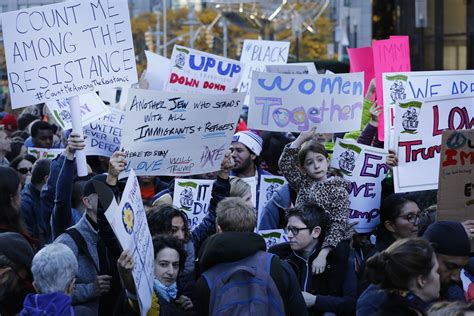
[376,0,474,71]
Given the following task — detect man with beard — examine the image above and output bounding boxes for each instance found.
[230,131,271,211]
[0,232,35,316]
[423,221,470,301]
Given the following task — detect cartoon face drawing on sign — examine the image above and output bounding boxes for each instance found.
[266,183,279,201]
[390,79,406,103]
[339,150,357,175]
[402,107,419,132]
[174,47,188,69]
[179,187,194,210]
[59,110,71,121]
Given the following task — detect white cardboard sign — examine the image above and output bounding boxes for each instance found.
[393,95,474,193]
[83,107,124,157]
[104,170,154,316]
[331,139,389,233]
[120,89,244,177]
[173,179,214,231]
[165,45,243,94]
[248,71,364,133]
[2,0,137,108]
[46,93,110,130]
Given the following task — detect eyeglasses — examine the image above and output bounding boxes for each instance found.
[398,213,421,224]
[284,226,312,236]
[17,167,32,174]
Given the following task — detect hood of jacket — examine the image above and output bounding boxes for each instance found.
[20,292,71,315]
[198,232,266,272]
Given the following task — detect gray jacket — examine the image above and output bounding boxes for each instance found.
[54,214,99,315]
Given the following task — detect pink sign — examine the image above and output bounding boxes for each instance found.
[347,47,374,96]
[373,36,411,141]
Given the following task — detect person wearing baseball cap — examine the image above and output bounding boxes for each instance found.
[230,131,271,211]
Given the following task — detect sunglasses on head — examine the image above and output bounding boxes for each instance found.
[17,167,32,174]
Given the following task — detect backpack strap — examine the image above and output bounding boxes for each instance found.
[65,228,99,273]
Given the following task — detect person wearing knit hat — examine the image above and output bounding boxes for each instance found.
[423,220,470,300]
[0,232,35,315]
[230,131,271,210]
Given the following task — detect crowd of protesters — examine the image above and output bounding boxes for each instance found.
[0,80,474,316]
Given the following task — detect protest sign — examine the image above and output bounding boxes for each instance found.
[46,93,110,130]
[347,46,374,95]
[393,95,474,193]
[437,130,474,224]
[258,229,288,250]
[104,170,153,316]
[27,147,63,160]
[373,36,411,141]
[247,71,364,133]
[1,0,137,109]
[266,63,317,75]
[144,50,171,91]
[98,88,119,106]
[331,139,390,233]
[382,70,474,149]
[173,179,213,230]
[120,89,244,177]
[258,175,287,227]
[83,107,124,157]
[239,40,290,103]
[165,45,242,94]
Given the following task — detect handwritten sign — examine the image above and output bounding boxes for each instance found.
[393,95,474,193]
[1,0,137,109]
[347,46,374,95]
[239,40,290,103]
[104,169,153,316]
[437,130,474,224]
[27,147,63,160]
[266,63,317,75]
[165,45,242,94]
[46,93,110,130]
[257,175,287,227]
[120,89,244,177]
[247,72,364,133]
[83,107,124,157]
[258,229,288,250]
[331,139,389,233]
[173,179,213,230]
[145,50,171,91]
[382,70,474,149]
[373,36,411,141]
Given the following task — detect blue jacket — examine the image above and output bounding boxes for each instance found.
[20,292,73,316]
[51,157,76,240]
[258,183,291,231]
[356,283,466,316]
[19,292,91,316]
[41,154,66,243]
[284,242,357,316]
[21,183,46,245]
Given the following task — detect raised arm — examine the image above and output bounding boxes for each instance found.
[51,133,85,239]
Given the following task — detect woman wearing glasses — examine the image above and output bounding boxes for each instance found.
[10,154,36,187]
[370,194,422,256]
